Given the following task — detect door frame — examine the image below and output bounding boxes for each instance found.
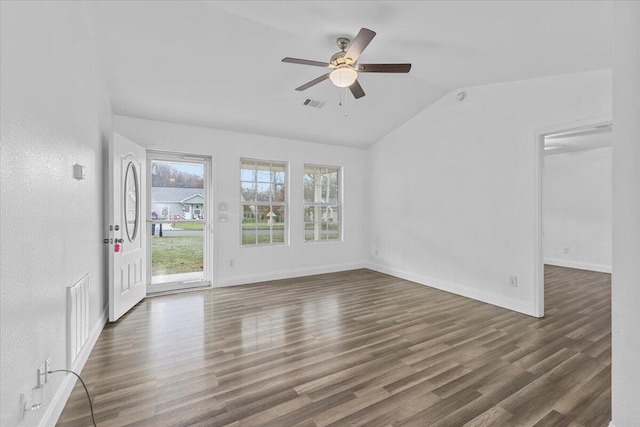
[532,114,612,318]
[146,150,214,293]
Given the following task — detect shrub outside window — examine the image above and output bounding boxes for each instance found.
[241,159,287,245]
[304,165,340,242]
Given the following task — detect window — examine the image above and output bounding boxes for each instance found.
[241,159,287,245]
[304,165,340,241]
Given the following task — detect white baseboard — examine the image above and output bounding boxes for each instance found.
[544,257,612,273]
[366,262,536,317]
[216,261,367,287]
[39,305,108,427]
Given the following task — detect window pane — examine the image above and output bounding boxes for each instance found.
[241,181,256,202]
[256,182,271,202]
[274,183,285,202]
[303,173,315,202]
[272,206,285,243]
[242,230,257,245]
[329,185,338,202]
[256,163,271,183]
[326,206,339,239]
[328,169,339,201]
[304,224,315,241]
[240,166,256,182]
[256,205,271,244]
[242,205,257,245]
[272,163,285,184]
[304,206,319,222]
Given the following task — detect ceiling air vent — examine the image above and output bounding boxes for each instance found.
[303,99,325,109]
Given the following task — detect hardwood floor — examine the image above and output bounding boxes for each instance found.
[57,266,611,427]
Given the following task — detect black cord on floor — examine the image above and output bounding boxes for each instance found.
[48,369,97,427]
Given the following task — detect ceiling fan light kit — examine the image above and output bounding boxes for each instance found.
[282,28,411,100]
[330,67,358,87]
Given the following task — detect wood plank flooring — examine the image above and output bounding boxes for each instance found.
[57,266,611,427]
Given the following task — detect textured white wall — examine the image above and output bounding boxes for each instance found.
[543,147,612,272]
[0,2,112,426]
[367,70,612,316]
[612,2,640,425]
[114,116,368,286]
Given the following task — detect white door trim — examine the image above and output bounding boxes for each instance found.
[532,114,612,318]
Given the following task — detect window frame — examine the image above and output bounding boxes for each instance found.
[303,164,342,243]
[240,158,289,247]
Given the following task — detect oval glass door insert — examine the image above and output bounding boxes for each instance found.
[124,161,139,242]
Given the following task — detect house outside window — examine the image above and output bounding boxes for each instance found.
[304,165,341,241]
[241,159,287,245]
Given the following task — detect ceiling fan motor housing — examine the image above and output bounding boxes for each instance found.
[331,51,353,67]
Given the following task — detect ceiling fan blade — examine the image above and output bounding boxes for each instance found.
[344,28,376,63]
[282,57,331,68]
[358,63,412,73]
[349,79,366,99]
[295,73,331,91]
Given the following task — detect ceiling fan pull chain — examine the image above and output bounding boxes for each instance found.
[345,87,349,117]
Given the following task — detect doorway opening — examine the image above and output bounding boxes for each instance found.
[534,115,612,317]
[147,151,212,293]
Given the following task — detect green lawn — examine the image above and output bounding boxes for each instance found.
[304,223,339,230]
[241,233,285,245]
[242,223,285,231]
[170,222,204,230]
[151,236,203,275]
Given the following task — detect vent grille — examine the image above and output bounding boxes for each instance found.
[303,99,325,109]
[67,274,90,369]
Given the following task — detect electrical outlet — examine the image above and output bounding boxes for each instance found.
[229,259,235,268]
[44,357,51,383]
[374,249,379,256]
[509,276,518,287]
[563,247,570,254]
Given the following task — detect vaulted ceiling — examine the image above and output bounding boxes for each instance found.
[85,1,613,148]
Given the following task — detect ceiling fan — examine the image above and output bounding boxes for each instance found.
[282,28,411,99]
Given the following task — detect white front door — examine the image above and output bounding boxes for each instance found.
[109,133,147,322]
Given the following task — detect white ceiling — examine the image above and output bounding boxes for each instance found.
[85,1,613,149]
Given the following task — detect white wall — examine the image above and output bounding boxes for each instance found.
[114,116,367,286]
[0,2,112,427]
[367,70,611,316]
[612,2,640,425]
[543,147,612,272]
